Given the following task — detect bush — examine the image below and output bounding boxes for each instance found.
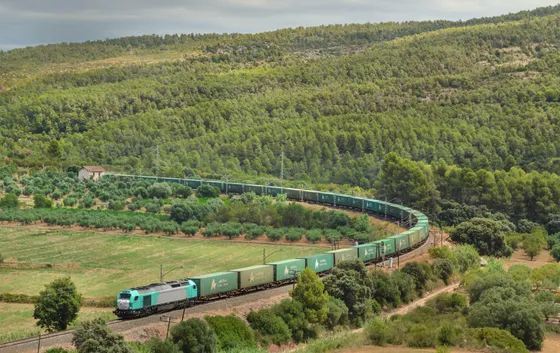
[148,183,172,199]
[272,299,317,342]
[306,229,323,243]
[285,228,305,242]
[171,318,218,353]
[247,309,291,346]
[0,193,19,209]
[454,244,480,273]
[426,293,467,314]
[205,315,256,350]
[469,328,529,353]
[175,185,193,198]
[145,203,162,214]
[325,297,349,330]
[432,259,454,285]
[324,229,343,243]
[202,222,223,237]
[181,223,199,237]
[402,262,430,295]
[44,348,72,353]
[34,194,53,208]
[222,222,244,240]
[365,318,390,346]
[436,322,456,346]
[246,226,266,240]
[196,185,220,198]
[408,324,435,348]
[266,228,285,241]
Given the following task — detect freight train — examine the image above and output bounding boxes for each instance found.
[108,175,429,319]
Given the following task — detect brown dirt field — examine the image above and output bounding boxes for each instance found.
[503,249,555,269]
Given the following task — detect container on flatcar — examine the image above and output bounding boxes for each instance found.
[227,183,244,194]
[265,186,283,196]
[317,192,335,204]
[190,272,238,297]
[328,248,358,264]
[269,259,306,281]
[334,194,351,207]
[284,188,301,200]
[302,191,318,202]
[299,253,334,273]
[244,184,265,195]
[356,243,381,261]
[393,233,410,253]
[364,199,381,213]
[229,265,274,289]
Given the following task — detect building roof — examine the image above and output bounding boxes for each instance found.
[82,166,106,172]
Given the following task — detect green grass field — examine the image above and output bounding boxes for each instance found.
[0,303,114,343]
[0,226,323,298]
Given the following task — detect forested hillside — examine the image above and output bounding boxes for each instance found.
[1,5,560,222]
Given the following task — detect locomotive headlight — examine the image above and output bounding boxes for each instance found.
[117,299,130,310]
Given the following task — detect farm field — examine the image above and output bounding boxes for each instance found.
[0,226,324,298]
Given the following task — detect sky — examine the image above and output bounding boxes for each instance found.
[0,0,559,51]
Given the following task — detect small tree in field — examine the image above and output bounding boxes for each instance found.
[72,318,132,353]
[34,277,81,332]
[523,236,542,261]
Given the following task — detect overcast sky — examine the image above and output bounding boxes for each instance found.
[1,0,558,51]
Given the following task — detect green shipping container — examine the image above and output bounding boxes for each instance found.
[356,243,381,261]
[269,259,306,281]
[190,272,238,297]
[328,248,358,264]
[229,265,274,289]
[392,234,410,252]
[300,253,334,273]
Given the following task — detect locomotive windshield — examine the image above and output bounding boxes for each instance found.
[119,293,131,299]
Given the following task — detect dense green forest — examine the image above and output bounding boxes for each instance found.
[1,5,560,225]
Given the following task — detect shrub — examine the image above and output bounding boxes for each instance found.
[144,338,181,353]
[306,229,323,243]
[432,259,454,285]
[44,348,71,353]
[202,222,222,237]
[272,299,317,342]
[469,328,529,353]
[34,194,53,208]
[324,229,343,243]
[108,199,125,210]
[148,183,172,199]
[196,185,220,198]
[145,203,162,214]
[408,324,435,348]
[222,222,244,240]
[175,185,193,198]
[402,262,430,295]
[436,322,456,346]
[0,193,19,209]
[181,223,199,237]
[171,318,218,353]
[246,227,266,240]
[267,228,285,241]
[285,228,305,242]
[205,315,256,350]
[325,297,349,330]
[426,293,467,314]
[247,309,291,346]
[365,318,390,346]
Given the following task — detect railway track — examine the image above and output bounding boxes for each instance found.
[0,232,434,353]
